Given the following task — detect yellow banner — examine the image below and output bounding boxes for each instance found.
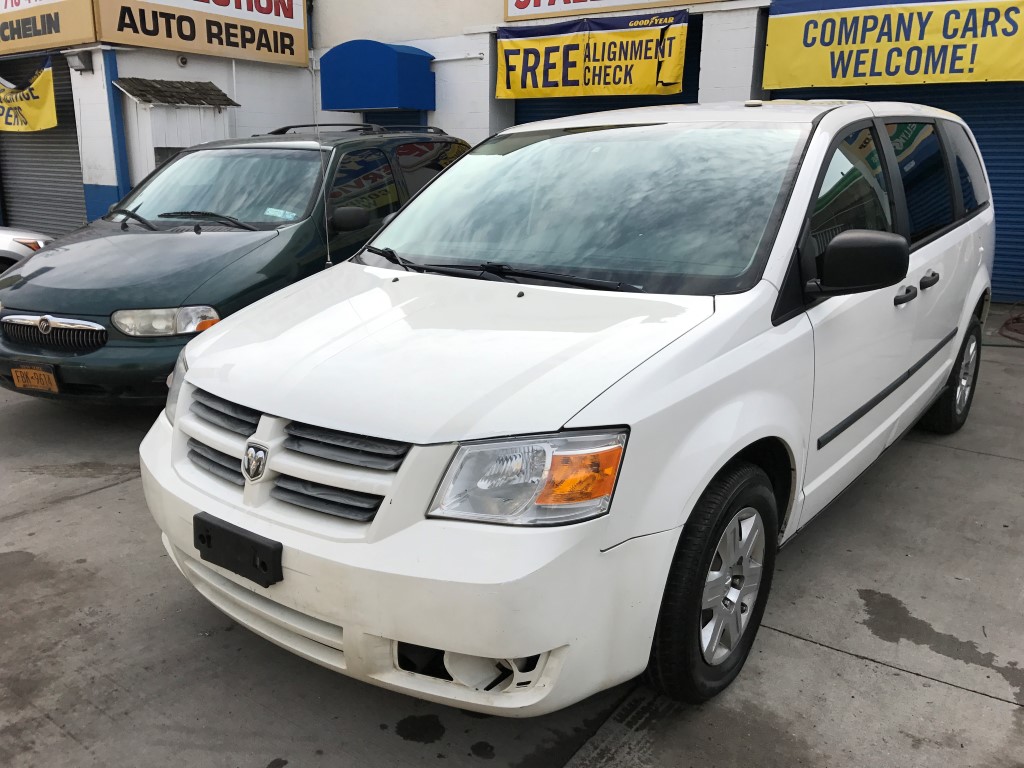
[0,0,97,56]
[497,11,687,99]
[0,64,58,133]
[94,0,309,67]
[764,0,1024,88]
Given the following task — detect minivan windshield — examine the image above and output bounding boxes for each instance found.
[114,148,325,228]
[364,122,808,294]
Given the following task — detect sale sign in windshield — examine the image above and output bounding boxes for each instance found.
[95,0,309,66]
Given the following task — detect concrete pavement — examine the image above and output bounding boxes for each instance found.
[1,344,1022,767]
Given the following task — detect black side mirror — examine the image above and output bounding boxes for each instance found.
[331,206,371,232]
[806,230,909,297]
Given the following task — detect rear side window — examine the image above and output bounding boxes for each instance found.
[809,126,893,255]
[884,123,955,242]
[944,121,989,213]
[330,149,400,220]
[396,142,469,195]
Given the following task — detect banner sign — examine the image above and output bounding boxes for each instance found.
[0,61,57,133]
[95,0,309,67]
[764,0,1024,88]
[506,0,697,22]
[0,0,97,56]
[497,11,688,99]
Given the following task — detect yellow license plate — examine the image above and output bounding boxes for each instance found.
[11,365,59,394]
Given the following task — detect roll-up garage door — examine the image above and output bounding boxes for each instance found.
[776,83,1024,302]
[515,16,703,125]
[0,56,87,238]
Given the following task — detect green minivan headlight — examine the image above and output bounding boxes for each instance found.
[112,307,220,336]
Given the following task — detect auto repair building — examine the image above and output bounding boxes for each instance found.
[0,0,323,238]
[3,0,1021,300]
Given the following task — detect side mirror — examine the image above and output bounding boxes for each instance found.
[806,230,909,297]
[331,206,371,232]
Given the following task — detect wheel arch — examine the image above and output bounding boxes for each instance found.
[732,436,797,540]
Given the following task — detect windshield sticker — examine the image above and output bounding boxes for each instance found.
[264,207,297,220]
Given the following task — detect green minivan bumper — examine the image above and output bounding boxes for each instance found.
[0,339,184,403]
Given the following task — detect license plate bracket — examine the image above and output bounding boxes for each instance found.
[193,512,283,588]
[11,363,59,393]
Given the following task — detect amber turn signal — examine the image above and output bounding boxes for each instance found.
[536,445,624,505]
[13,238,43,251]
[195,319,220,332]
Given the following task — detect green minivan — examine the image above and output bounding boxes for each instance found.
[0,125,469,402]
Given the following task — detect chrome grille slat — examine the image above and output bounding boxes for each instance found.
[2,319,107,352]
[271,475,383,522]
[284,422,410,471]
[187,439,244,486]
[190,389,260,436]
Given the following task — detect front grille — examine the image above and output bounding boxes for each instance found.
[271,475,384,522]
[2,319,107,352]
[284,422,410,471]
[187,439,244,486]
[181,390,406,525]
[190,389,261,437]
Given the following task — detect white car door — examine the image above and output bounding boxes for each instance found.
[879,119,974,434]
[797,122,918,528]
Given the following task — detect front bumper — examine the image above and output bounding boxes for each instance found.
[0,336,183,402]
[140,413,677,716]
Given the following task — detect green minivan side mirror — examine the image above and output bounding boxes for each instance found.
[332,206,371,232]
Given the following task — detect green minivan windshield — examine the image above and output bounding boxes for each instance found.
[364,123,809,295]
[115,148,325,228]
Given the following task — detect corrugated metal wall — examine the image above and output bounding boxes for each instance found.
[777,83,1024,302]
[0,56,87,238]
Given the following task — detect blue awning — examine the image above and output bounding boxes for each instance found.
[320,40,435,112]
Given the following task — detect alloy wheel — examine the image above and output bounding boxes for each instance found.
[700,507,765,666]
[956,335,979,415]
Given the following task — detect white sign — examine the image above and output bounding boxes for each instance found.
[505,0,682,22]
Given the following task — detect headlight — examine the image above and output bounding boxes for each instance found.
[165,350,189,426]
[429,431,627,526]
[112,307,219,336]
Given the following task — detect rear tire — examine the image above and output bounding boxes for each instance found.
[645,462,778,703]
[918,320,982,435]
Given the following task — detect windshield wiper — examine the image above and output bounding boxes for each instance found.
[109,208,157,231]
[158,211,258,232]
[364,245,420,272]
[426,262,646,293]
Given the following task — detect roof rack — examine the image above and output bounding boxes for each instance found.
[265,123,448,136]
[266,123,378,135]
[378,125,448,135]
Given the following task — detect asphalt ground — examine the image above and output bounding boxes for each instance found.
[1,342,1021,768]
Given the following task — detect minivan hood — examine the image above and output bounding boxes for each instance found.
[186,263,714,444]
[0,221,278,315]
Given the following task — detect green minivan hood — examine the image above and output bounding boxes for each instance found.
[0,221,279,315]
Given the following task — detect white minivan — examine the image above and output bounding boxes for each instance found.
[141,101,994,716]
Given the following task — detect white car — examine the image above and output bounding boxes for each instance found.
[141,101,993,716]
[0,226,52,273]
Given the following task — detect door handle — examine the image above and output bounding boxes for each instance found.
[894,285,919,306]
[919,270,941,290]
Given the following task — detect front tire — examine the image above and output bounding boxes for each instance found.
[918,319,982,435]
[646,462,778,703]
